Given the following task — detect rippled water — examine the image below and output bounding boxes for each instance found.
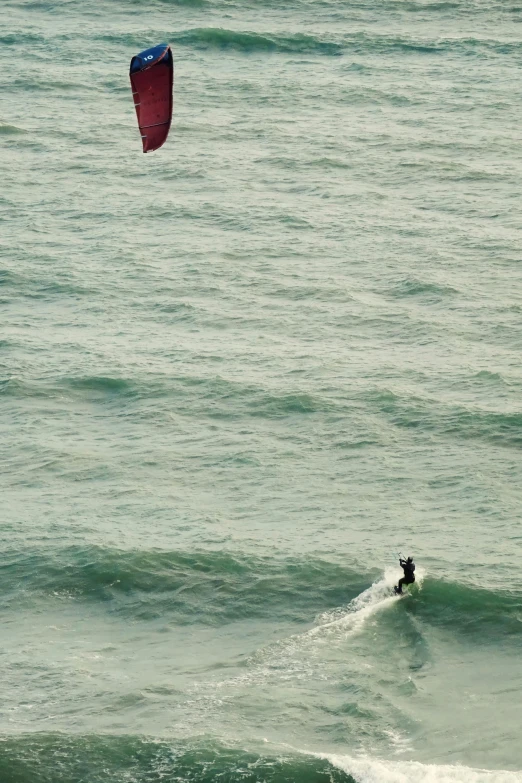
[1,0,521,780]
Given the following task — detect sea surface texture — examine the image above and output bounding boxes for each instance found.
[1,0,521,780]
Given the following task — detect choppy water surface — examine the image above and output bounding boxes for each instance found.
[1,0,521,780]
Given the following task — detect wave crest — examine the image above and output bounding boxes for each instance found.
[172,28,343,55]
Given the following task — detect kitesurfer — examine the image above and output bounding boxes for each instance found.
[394,556,415,595]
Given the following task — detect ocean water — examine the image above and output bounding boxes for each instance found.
[1,0,522,780]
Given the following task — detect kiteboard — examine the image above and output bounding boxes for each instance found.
[393,585,414,597]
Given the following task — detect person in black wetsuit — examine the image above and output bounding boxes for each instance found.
[395,556,415,595]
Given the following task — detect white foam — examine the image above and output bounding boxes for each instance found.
[383,728,413,756]
[313,752,522,783]
[199,569,423,692]
[307,567,422,640]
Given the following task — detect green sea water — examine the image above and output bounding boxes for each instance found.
[1,0,522,780]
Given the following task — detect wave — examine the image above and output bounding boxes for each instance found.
[165,29,517,58]
[0,734,517,783]
[128,0,210,6]
[366,388,522,449]
[0,736,345,783]
[0,546,370,624]
[315,751,520,783]
[94,26,517,59]
[387,277,459,301]
[0,265,98,302]
[0,371,334,419]
[390,1,461,10]
[0,33,44,45]
[405,577,522,640]
[3,25,516,63]
[1,547,520,638]
[0,123,26,135]
[171,28,343,55]
[0,374,163,402]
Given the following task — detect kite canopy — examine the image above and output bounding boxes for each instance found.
[129,43,173,153]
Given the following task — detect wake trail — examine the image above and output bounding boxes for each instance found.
[307,566,424,640]
[200,568,415,693]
